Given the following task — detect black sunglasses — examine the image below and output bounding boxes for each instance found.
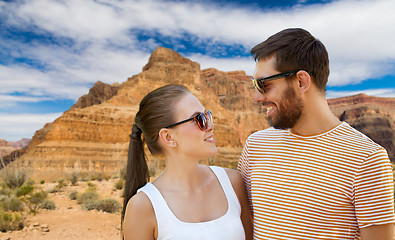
[252,69,303,93]
[165,110,213,131]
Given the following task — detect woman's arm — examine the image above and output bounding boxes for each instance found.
[123,192,157,240]
[226,168,254,240]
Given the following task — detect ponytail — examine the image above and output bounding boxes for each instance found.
[121,85,190,238]
[121,124,149,221]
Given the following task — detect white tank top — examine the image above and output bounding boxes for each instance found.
[137,166,245,240]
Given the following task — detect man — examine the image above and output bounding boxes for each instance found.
[238,28,395,239]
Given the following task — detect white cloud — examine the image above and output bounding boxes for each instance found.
[1,0,394,141]
[0,0,394,113]
[0,113,62,141]
[187,54,255,75]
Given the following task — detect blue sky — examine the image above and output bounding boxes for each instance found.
[0,0,394,141]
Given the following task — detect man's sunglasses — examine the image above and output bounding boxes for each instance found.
[165,110,213,131]
[252,69,303,93]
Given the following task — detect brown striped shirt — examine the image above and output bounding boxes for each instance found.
[238,122,395,240]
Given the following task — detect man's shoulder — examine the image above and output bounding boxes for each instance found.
[247,127,288,141]
[338,122,383,147]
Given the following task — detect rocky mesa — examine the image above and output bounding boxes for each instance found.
[13,47,395,176]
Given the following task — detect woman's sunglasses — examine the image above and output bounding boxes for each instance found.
[165,110,213,131]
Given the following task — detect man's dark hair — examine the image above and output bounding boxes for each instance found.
[251,28,329,92]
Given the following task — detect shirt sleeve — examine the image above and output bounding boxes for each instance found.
[353,147,395,228]
[237,137,253,211]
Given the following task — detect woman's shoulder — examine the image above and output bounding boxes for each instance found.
[125,191,154,220]
[218,167,244,190]
[124,191,156,239]
[223,167,242,180]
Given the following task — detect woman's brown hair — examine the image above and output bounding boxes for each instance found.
[121,84,190,224]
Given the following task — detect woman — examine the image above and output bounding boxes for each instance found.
[122,84,252,240]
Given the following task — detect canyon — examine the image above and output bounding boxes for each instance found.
[7,47,395,176]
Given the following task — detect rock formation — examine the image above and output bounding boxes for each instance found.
[328,94,395,162]
[12,47,395,176]
[0,138,30,158]
[0,139,15,158]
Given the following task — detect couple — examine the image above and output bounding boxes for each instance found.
[122,28,395,240]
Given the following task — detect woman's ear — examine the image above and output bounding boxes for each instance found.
[158,128,177,148]
[296,70,311,95]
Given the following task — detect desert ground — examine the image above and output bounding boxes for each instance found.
[0,178,122,240]
[0,176,394,240]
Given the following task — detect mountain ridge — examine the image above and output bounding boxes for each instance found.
[6,47,394,175]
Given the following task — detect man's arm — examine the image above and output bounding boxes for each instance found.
[360,223,394,240]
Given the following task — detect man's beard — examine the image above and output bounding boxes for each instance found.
[268,85,303,129]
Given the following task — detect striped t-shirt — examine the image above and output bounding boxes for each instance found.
[238,122,394,240]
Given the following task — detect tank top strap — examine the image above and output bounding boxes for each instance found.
[137,182,177,228]
[209,166,241,213]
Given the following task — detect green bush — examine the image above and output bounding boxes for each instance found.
[0,211,24,232]
[86,182,97,191]
[26,191,47,214]
[40,180,45,184]
[96,199,121,213]
[56,178,67,191]
[0,197,24,212]
[69,191,78,200]
[77,191,99,205]
[40,199,56,210]
[16,185,34,197]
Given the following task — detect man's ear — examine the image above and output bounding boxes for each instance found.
[158,128,177,148]
[296,70,311,95]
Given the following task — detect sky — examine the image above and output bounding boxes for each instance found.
[0,0,394,141]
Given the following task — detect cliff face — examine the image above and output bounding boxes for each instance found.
[0,139,14,158]
[17,47,247,173]
[14,48,395,174]
[0,138,30,162]
[328,94,395,162]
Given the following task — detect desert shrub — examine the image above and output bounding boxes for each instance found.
[40,180,45,184]
[40,199,56,210]
[88,171,104,181]
[16,185,34,197]
[0,197,24,212]
[56,178,67,190]
[69,191,78,200]
[103,174,111,181]
[96,199,121,213]
[69,172,79,186]
[86,182,97,191]
[0,159,28,189]
[82,200,99,211]
[80,172,90,182]
[0,211,24,232]
[114,179,124,190]
[25,191,47,214]
[0,185,12,197]
[77,191,99,205]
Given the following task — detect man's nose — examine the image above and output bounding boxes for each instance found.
[253,88,266,103]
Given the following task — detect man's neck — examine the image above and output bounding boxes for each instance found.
[291,96,341,136]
